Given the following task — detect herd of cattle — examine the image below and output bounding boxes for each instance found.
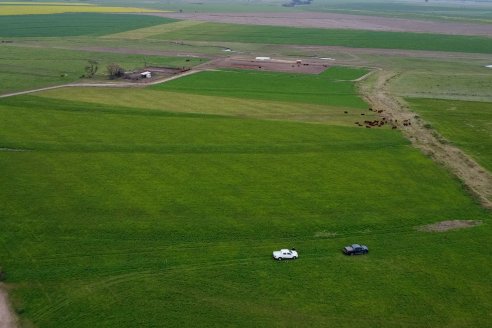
[349,108,412,129]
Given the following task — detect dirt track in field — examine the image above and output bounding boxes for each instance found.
[197,57,331,74]
[150,12,492,37]
[0,285,17,328]
[360,71,492,208]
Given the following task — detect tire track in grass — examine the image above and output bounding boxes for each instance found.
[0,284,17,328]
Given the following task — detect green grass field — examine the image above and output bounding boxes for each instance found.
[391,71,492,102]
[32,67,374,126]
[0,83,491,326]
[0,45,205,94]
[0,13,175,37]
[0,4,491,326]
[151,68,369,108]
[103,20,204,40]
[155,22,492,54]
[35,87,373,126]
[307,0,492,23]
[408,98,492,173]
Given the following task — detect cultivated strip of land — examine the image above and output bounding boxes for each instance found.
[103,20,203,39]
[360,71,492,208]
[149,12,492,37]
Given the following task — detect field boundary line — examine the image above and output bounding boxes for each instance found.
[360,70,492,208]
[0,283,18,328]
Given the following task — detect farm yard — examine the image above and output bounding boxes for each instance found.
[0,1,492,327]
[198,57,332,74]
[0,45,206,94]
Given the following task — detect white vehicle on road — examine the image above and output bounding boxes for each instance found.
[272,248,298,261]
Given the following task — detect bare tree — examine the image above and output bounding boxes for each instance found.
[106,63,125,79]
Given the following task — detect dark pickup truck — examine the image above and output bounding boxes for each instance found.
[343,244,369,255]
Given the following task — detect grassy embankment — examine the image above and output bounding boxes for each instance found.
[0,69,491,327]
[408,98,492,173]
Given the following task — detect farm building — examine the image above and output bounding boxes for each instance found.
[140,71,152,78]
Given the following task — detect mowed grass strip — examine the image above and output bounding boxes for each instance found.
[408,98,492,173]
[36,87,375,126]
[155,22,492,54]
[0,4,166,16]
[0,13,174,37]
[0,95,491,327]
[104,20,204,40]
[151,68,369,108]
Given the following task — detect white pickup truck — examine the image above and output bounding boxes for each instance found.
[272,248,298,261]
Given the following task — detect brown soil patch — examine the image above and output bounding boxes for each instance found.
[359,71,492,209]
[198,57,330,74]
[314,231,338,238]
[417,220,482,232]
[148,12,492,37]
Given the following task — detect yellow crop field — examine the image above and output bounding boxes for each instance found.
[104,21,205,39]
[0,3,168,15]
[0,2,92,5]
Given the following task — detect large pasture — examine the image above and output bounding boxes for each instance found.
[35,68,375,125]
[0,3,491,327]
[0,13,175,37]
[1,69,491,326]
[151,68,369,108]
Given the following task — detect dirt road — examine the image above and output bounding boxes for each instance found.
[0,69,200,99]
[150,12,492,37]
[360,71,492,208]
[0,285,17,328]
